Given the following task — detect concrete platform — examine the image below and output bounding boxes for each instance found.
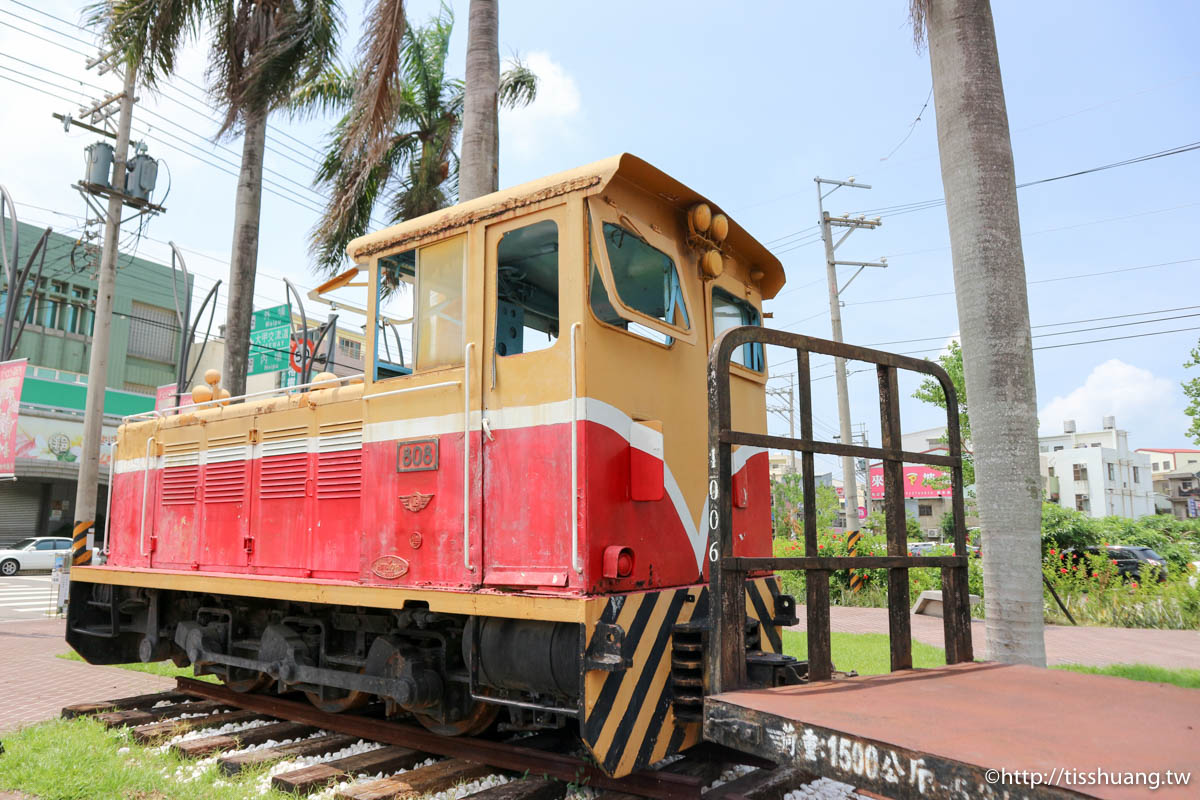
[704,662,1199,799]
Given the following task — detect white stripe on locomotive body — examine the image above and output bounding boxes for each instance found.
[115,396,765,570]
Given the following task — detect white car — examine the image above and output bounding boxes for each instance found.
[0,537,72,576]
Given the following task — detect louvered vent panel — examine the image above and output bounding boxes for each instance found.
[317,421,362,499]
[161,441,200,504]
[162,466,200,504]
[204,443,247,503]
[260,425,309,499]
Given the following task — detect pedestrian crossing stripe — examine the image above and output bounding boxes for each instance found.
[580,576,786,777]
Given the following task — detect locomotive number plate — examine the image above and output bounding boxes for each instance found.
[397,438,439,472]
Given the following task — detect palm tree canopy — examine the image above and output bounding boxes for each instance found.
[91,0,344,136]
[293,4,537,274]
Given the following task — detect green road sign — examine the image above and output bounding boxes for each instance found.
[248,304,291,375]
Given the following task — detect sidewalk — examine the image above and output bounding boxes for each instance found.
[793,605,1200,669]
[0,617,173,733]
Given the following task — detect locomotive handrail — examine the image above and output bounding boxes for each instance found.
[464,341,476,573]
[706,326,974,694]
[569,321,582,575]
[139,436,156,557]
[102,444,115,556]
[121,372,367,424]
[362,380,461,401]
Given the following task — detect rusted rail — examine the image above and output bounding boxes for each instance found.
[175,677,703,800]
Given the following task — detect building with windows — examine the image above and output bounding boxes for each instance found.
[1136,448,1200,477]
[1039,417,1153,519]
[0,221,188,544]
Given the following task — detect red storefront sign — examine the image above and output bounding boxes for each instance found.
[0,358,28,476]
[867,464,951,498]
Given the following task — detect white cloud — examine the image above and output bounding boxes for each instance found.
[1038,359,1185,441]
[499,51,582,163]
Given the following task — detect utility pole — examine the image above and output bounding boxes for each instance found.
[766,383,798,475]
[815,177,886,540]
[69,60,139,574]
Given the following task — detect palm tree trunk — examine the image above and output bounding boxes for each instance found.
[459,0,499,202]
[924,0,1045,664]
[222,107,268,398]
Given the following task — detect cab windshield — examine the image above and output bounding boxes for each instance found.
[11,538,35,550]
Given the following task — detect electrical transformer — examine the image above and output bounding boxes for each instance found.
[84,141,113,188]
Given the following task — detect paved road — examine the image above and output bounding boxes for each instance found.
[0,573,58,624]
[792,604,1200,669]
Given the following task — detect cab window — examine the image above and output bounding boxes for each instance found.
[375,235,466,379]
[496,220,558,356]
[589,221,689,344]
[712,287,763,371]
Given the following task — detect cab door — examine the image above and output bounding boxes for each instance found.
[480,207,575,589]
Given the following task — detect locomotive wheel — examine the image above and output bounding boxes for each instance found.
[304,671,370,714]
[414,701,499,737]
[221,667,272,694]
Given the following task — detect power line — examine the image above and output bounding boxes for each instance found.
[2,0,327,165]
[840,257,1199,309]
[1032,325,1200,351]
[851,141,1200,218]
[0,57,329,210]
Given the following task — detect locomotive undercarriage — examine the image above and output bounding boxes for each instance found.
[67,581,585,737]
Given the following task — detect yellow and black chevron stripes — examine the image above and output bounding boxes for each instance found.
[580,576,785,777]
[72,520,93,566]
[744,576,783,654]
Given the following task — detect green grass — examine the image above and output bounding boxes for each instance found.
[0,717,293,800]
[56,650,218,683]
[781,632,1200,689]
[1052,662,1200,689]
[782,630,947,675]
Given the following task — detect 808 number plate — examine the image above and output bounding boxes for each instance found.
[397,438,439,472]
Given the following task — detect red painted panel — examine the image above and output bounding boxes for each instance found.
[312,448,362,578]
[200,459,250,570]
[251,452,310,573]
[360,431,480,589]
[629,446,664,502]
[579,422,699,592]
[107,471,151,568]
[153,465,199,568]
[482,423,573,588]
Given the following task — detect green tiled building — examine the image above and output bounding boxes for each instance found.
[0,220,192,544]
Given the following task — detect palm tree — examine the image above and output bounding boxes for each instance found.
[92,0,343,397]
[459,0,498,201]
[910,0,1045,665]
[293,4,536,274]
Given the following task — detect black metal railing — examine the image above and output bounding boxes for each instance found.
[706,327,974,694]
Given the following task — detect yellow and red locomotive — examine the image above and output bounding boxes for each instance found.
[67,154,799,777]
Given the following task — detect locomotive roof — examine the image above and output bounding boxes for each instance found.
[346,153,786,299]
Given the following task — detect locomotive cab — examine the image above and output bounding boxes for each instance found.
[66,154,797,776]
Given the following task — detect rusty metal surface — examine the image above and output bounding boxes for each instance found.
[705,662,1200,799]
[176,678,702,800]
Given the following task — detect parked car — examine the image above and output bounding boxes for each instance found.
[907,541,938,556]
[0,537,72,576]
[1068,545,1169,583]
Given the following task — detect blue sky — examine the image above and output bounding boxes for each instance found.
[2,0,1198,479]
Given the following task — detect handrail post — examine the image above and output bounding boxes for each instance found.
[139,436,156,558]
[463,342,475,573]
[569,322,582,575]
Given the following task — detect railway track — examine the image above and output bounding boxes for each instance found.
[60,678,867,800]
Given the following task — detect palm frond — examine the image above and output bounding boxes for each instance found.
[909,0,930,50]
[86,0,208,87]
[289,64,357,117]
[498,56,538,109]
[343,0,407,158]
